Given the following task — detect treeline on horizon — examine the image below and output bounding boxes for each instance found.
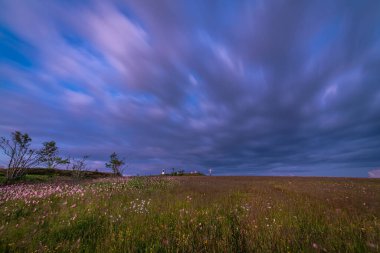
[0,131,206,182]
[0,131,125,181]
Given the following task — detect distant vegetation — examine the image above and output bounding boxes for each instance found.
[158,168,205,177]
[0,131,207,183]
[105,152,125,177]
[0,168,113,184]
[0,131,128,182]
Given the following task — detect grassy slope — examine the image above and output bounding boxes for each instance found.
[0,176,379,252]
[0,168,113,184]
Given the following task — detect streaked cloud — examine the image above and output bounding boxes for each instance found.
[1,0,380,176]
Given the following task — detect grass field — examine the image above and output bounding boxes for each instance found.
[0,176,379,252]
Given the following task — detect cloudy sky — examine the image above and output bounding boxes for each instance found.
[1,0,380,177]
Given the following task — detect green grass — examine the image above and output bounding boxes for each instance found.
[0,168,113,185]
[0,176,379,252]
[0,173,54,185]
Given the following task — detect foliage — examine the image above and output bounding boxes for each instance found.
[0,131,42,180]
[38,141,69,169]
[169,168,185,176]
[0,168,113,185]
[105,152,125,176]
[67,156,89,178]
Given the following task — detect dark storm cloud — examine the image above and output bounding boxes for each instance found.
[0,0,380,176]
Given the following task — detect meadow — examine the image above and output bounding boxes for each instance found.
[0,176,379,252]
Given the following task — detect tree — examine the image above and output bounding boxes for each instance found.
[0,131,42,180]
[105,152,125,176]
[38,141,69,169]
[67,155,88,178]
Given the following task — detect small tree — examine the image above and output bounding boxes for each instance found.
[67,155,88,178]
[105,152,125,176]
[0,131,42,180]
[38,141,69,169]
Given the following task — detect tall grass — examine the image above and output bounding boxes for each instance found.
[0,176,379,252]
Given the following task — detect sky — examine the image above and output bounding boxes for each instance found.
[1,0,380,177]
